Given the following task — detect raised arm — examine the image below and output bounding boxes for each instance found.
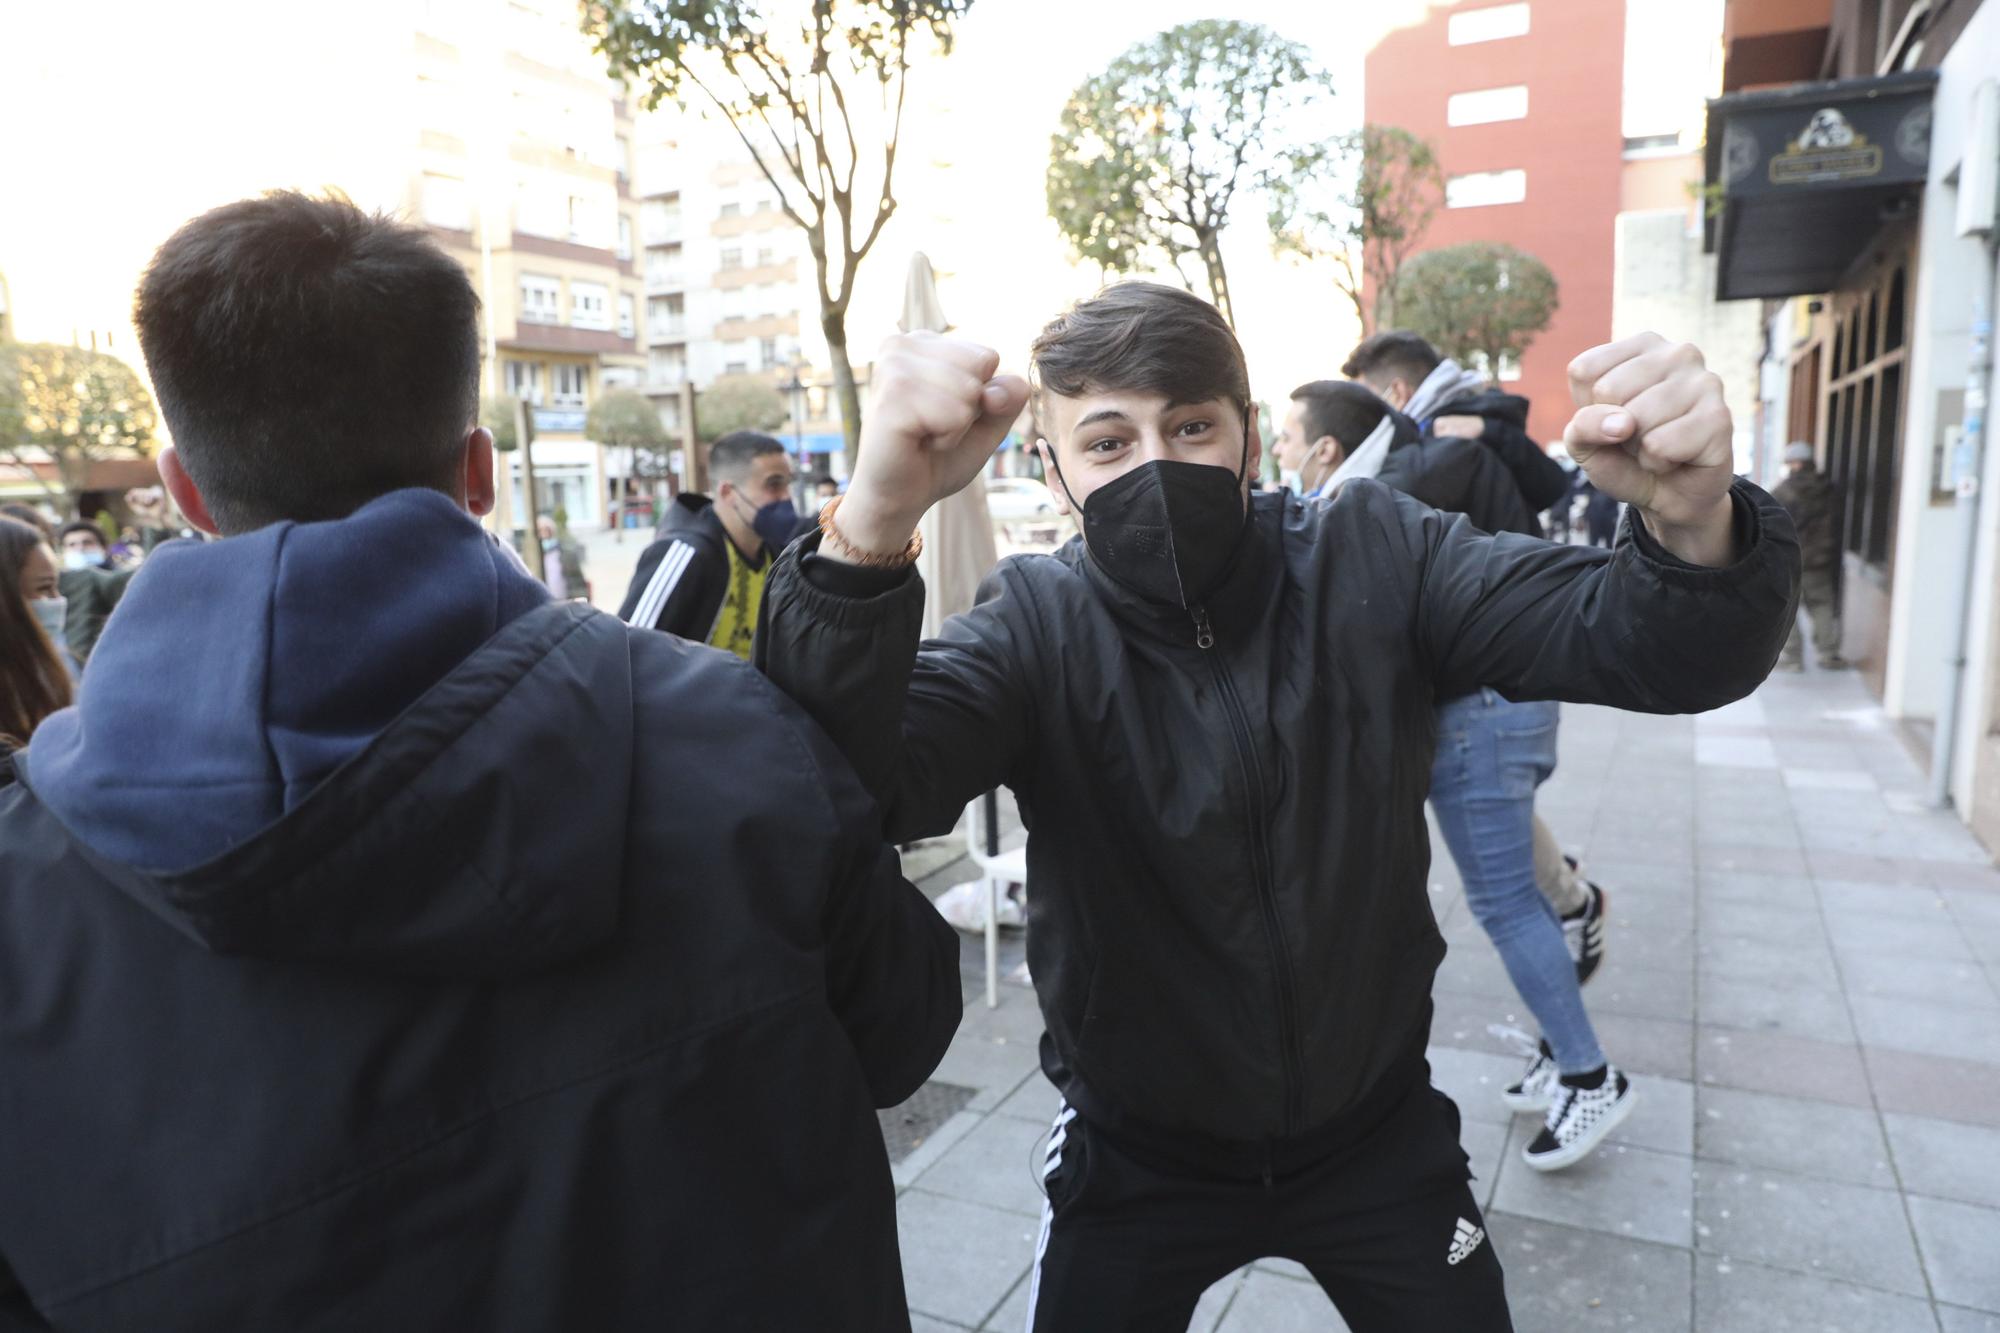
[1405,334,1802,709]
[756,333,1035,842]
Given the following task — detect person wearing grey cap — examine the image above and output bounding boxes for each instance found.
[1773,441,1846,671]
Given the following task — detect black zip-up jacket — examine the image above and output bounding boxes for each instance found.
[1374,410,1539,537]
[619,492,749,640]
[0,493,958,1330]
[759,480,1799,1154]
[1435,387,1570,514]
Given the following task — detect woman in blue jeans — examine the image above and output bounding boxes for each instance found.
[1431,688,1636,1171]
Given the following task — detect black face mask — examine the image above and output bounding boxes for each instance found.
[1051,435,1250,610]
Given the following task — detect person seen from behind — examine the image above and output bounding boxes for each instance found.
[1772,441,1845,670]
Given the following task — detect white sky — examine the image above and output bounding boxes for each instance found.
[0,0,1714,417]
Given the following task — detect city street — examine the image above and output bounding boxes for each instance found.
[886,671,2000,1332]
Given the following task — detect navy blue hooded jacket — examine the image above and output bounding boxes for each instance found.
[0,490,959,1330]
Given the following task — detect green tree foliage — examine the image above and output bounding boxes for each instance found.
[587,388,673,480]
[481,395,531,453]
[1047,20,1334,328]
[1394,243,1560,381]
[583,0,973,466]
[698,374,787,442]
[1267,124,1443,335]
[0,343,156,515]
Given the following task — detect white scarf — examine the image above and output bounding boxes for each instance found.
[1310,413,1397,501]
[1401,358,1489,425]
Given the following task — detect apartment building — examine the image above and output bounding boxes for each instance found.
[407,0,647,529]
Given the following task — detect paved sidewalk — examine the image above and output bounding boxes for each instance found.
[886,670,2000,1332]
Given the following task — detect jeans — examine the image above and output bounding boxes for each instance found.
[1431,690,1604,1075]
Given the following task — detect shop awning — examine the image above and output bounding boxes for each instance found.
[1703,70,1937,300]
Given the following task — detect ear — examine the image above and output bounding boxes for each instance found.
[157,447,219,536]
[463,426,496,518]
[1037,439,1073,517]
[1314,436,1346,470]
[1243,402,1263,480]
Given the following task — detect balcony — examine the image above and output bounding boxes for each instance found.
[642,220,684,247]
[647,318,688,341]
[645,268,687,294]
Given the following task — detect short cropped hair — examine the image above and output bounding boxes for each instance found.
[1290,380,1393,451]
[1340,331,1441,390]
[708,431,787,485]
[57,521,106,549]
[133,191,482,533]
[0,505,54,545]
[1028,283,1250,439]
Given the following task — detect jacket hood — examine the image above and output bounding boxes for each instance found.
[22,489,635,979]
[1437,386,1530,428]
[659,491,724,546]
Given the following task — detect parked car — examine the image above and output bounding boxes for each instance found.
[984,476,1060,523]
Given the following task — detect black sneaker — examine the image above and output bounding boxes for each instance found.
[1523,1068,1636,1172]
[1561,860,1608,986]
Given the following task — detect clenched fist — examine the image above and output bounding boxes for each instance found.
[1564,333,1738,566]
[830,332,1030,563]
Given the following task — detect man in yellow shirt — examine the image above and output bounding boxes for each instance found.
[618,431,797,660]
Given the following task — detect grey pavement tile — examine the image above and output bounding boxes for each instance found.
[1909,1194,2000,1314]
[1884,1112,2000,1209]
[1697,737,1779,768]
[1253,1257,1312,1281]
[1699,842,1809,876]
[1598,925,1695,975]
[1432,942,1519,1001]
[1490,1141,1695,1249]
[910,1111,1052,1219]
[1586,834,1694,874]
[1429,991,1540,1055]
[1186,1271,1249,1333]
[1823,907,1975,962]
[1696,974,1857,1044]
[1805,850,1932,887]
[1700,898,1826,944]
[1698,932,1843,991]
[1696,1026,1873,1108]
[1694,1086,1895,1189]
[896,1190,1038,1329]
[1816,878,1950,916]
[1853,995,2000,1065]
[1486,1215,1693,1331]
[1586,964,1697,1024]
[1696,1164,1926,1297]
[1947,887,2000,930]
[977,1272,1028,1332]
[1837,949,2000,1010]
[1942,1306,2000,1333]
[1930,861,2000,893]
[1592,1013,1695,1081]
[1782,766,1878,790]
[992,1072,1061,1124]
[1607,1075,1694,1157]
[1586,860,1702,897]
[1461,1116,1511,1210]
[928,1025,1044,1114]
[1692,1257,1938,1333]
[895,1109,987,1190]
[1968,924,2000,971]
[1599,886,1696,931]
[1211,1269,1347,1333]
[1866,1046,2000,1130]
[1697,870,1819,909]
[912,1315,973,1333]
[1693,818,1805,851]
[1427,1045,1529,1128]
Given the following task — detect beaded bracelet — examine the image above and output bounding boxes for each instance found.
[817,495,925,569]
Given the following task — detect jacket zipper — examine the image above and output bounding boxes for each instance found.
[1191,602,1306,1138]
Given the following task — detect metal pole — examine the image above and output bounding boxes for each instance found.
[1927,245,1995,809]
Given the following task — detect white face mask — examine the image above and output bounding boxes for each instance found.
[1279,468,1303,493]
[30,595,67,642]
[62,550,105,571]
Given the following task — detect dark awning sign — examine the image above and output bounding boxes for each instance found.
[1705,71,1937,300]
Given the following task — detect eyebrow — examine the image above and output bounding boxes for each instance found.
[1073,408,1134,431]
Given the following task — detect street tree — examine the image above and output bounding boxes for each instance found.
[1393,242,1560,381]
[587,389,672,525]
[481,394,529,454]
[0,343,156,516]
[583,0,974,467]
[698,374,787,441]
[1267,125,1443,335]
[1046,20,1335,328]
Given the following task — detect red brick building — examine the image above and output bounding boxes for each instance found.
[1365,0,1628,446]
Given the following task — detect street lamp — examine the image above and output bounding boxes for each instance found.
[781,355,809,492]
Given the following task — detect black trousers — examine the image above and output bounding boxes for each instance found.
[1025,1081,1512,1332]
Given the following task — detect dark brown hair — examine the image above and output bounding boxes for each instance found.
[1290,380,1394,451]
[134,190,482,533]
[1028,283,1250,438]
[1340,331,1441,390]
[0,517,73,747]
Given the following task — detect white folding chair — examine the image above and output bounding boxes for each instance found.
[964,792,1027,1009]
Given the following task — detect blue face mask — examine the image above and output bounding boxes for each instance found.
[30,595,66,643]
[735,493,799,554]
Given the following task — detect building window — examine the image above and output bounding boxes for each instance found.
[552,362,588,407]
[617,214,634,261]
[1467,350,1523,382]
[758,337,779,367]
[723,361,750,376]
[504,359,542,404]
[1447,85,1529,127]
[757,246,777,267]
[570,281,610,331]
[647,293,685,340]
[421,174,470,230]
[600,365,641,391]
[1445,169,1528,208]
[1823,259,1910,569]
[519,274,561,324]
[618,293,636,339]
[1449,3,1530,45]
[718,201,741,219]
[648,346,686,383]
[720,246,743,270]
[568,195,610,248]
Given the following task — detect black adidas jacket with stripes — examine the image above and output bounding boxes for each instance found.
[758,480,1798,1158]
[618,492,741,640]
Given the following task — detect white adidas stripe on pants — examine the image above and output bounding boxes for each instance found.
[1024,1101,1076,1332]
